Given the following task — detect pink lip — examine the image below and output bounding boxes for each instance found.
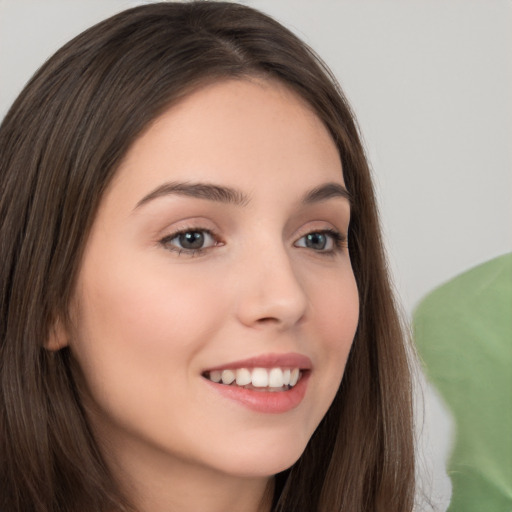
[204,352,313,372]
[203,372,310,414]
[202,352,312,414]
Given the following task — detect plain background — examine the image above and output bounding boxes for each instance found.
[1,1,511,509]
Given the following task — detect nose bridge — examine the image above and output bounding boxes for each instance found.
[235,234,308,328]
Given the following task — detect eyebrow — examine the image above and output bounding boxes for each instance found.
[135,181,250,209]
[302,182,351,206]
[134,180,351,210]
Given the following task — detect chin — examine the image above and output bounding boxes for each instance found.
[213,435,309,478]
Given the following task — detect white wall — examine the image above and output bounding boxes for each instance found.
[249,0,512,313]
[1,1,511,509]
[1,1,510,315]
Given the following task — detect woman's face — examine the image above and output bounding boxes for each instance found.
[67,78,359,481]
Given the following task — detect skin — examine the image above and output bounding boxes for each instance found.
[56,78,359,512]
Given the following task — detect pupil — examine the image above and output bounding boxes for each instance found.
[306,233,326,250]
[179,231,204,249]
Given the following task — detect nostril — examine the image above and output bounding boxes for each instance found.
[256,317,279,324]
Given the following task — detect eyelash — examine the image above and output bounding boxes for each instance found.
[159,227,347,256]
[296,228,347,255]
[159,227,220,257]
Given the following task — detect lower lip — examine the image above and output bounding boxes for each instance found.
[204,372,310,414]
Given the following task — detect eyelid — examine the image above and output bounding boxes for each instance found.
[156,220,348,257]
[293,227,348,254]
[159,226,222,256]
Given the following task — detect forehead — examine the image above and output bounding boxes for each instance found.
[106,77,345,209]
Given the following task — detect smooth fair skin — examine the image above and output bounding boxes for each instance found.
[52,78,359,512]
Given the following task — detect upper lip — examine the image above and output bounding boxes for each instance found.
[204,352,313,372]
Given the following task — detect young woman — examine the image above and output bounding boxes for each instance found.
[0,2,415,511]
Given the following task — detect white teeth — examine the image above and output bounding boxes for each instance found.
[210,370,222,383]
[251,368,269,388]
[221,369,235,385]
[208,367,302,389]
[235,368,251,386]
[289,368,300,387]
[268,368,284,388]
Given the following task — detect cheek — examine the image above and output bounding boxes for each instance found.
[311,265,359,348]
[69,258,228,409]
[77,254,224,342]
[307,267,359,399]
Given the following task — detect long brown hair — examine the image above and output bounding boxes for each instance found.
[0,2,415,511]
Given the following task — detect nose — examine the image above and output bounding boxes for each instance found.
[234,245,308,329]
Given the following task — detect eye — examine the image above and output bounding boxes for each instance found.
[294,229,346,253]
[160,229,218,255]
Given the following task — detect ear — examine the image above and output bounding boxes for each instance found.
[45,316,70,351]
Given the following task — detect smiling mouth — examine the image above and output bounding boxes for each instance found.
[202,367,304,392]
